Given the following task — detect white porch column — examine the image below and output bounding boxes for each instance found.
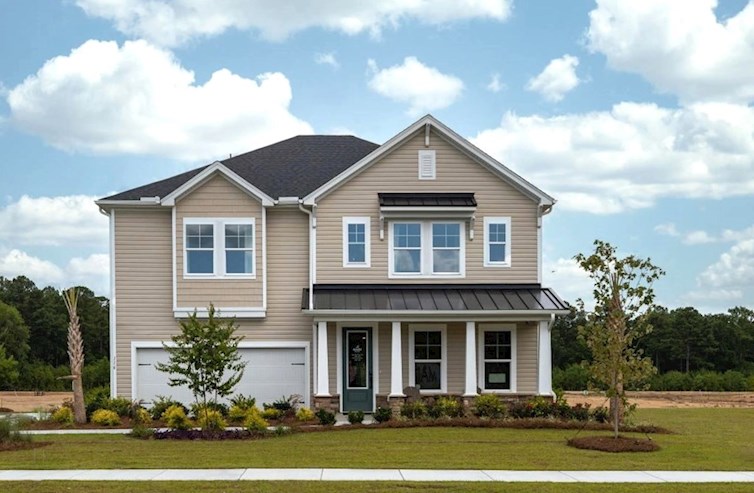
[389,321,404,397]
[537,319,553,396]
[464,321,478,396]
[316,321,330,396]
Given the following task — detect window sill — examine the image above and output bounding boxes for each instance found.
[483,262,511,268]
[183,274,256,280]
[389,273,465,279]
[479,389,517,394]
[173,307,265,318]
[343,263,371,268]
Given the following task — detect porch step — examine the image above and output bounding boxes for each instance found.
[334,413,376,426]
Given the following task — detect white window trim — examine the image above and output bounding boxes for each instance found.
[408,324,447,394]
[388,221,465,279]
[477,323,517,393]
[418,149,436,180]
[483,216,512,267]
[342,216,371,268]
[183,217,256,279]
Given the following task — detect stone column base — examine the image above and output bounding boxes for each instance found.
[387,395,406,414]
[313,395,340,412]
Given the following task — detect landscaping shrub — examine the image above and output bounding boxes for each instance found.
[721,370,749,391]
[434,396,464,418]
[129,424,154,439]
[0,419,30,446]
[261,408,283,420]
[295,407,316,422]
[105,397,135,417]
[196,408,226,431]
[228,405,251,423]
[84,386,111,417]
[315,408,336,426]
[150,396,187,421]
[400,401,427,419]
[229,394,256,410]
[244,408,269,432]
[373,406,392,423]
[133,407,152,425]
[693,371,724,391]
[264,395,299,417]
[473,394,506,419]
[91,409,121,426]
[552,364,590,391]
[162,405,191,430]
[51,406,74,425]
[569,403,591,422]
[190,401,229,419]
[650,371,693,391]
[347,410,364,424]
[591,406,609,423]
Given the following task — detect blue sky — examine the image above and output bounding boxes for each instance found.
[0,0,753,312]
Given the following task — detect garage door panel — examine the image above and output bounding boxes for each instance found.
[135,346,307,408]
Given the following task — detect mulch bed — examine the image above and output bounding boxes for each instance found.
[0,441,51,453]
[152,429,269,440]
[567,435,660,453]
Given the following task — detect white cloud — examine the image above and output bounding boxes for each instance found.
[543,257,594,309]
[683,230,717,245]
[0,195,107,247]
[67,253,110,295]
[315,52,339,69]
[525,55,580,102]
[683,288,743,302]
[76,0,512,47]
[471,102,754,213]
[487,73,504,93]
[0,249,109,295]
[654,223,679,237]
[699,237,754,289]
[367,57,464,115]
[7,39,313,161]
[0,249,65,286]
[587,0,754,104]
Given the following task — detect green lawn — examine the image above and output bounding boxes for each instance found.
[2,409,753,471]
[2,482,754,493]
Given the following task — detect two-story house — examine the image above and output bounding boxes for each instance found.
[96,115,568,413]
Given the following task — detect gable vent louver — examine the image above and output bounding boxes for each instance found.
[418,150,436,180]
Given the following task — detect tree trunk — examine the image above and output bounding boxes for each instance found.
[72,375,86,423]
[685,343,690,373]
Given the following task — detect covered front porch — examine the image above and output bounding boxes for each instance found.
[303,284,569,413]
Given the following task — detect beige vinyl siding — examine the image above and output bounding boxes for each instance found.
[446,322,465,393]
[115,206,313,399]
[175,174,264,308]
[315,128,539,283]
[516,322,538,393]
[114,208,176,397]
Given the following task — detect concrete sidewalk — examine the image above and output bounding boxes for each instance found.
[1,469,753,482]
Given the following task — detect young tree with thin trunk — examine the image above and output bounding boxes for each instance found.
[63,287,86,424]
[575,240,664,438]
[157,304,245,429]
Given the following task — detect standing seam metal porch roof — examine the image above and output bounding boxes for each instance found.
[303,284,569,312]
[378,193,477,207]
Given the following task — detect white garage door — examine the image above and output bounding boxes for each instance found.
[135,346,307,408]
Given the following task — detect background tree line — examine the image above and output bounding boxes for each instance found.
[553,305,754,391]
[0,276,110,391]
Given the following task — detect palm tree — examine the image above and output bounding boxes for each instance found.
[63,288,86,423]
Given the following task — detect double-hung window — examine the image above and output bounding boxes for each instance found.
[484,217,511,267]
[342,217,370,267]
[390,221,464,277]
[184,218,255,277]
[409,326,446,393]
[478,325,516,392]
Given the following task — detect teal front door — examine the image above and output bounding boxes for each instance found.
[342,327,373,412]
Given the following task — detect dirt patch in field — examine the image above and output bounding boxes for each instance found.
[568,435,660,453]
[0,441,51,453]
[564,391,754,409]
[0,392,73,413]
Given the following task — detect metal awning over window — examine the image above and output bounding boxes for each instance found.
[302,284,569,317]
[378,193,476,208]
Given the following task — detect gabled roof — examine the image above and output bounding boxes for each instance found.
[303,115,555,206]
[99,135,379,202]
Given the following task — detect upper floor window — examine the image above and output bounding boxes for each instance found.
[390,221,464,278]
[342,217,370,267]
[184,218,255,278]
[484,216,511,267]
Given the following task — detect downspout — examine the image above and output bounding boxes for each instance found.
[298,201,315,310]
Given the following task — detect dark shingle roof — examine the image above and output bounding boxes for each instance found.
[303,284,569,312]
[102,135,380,201]
[378,192,477,207]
